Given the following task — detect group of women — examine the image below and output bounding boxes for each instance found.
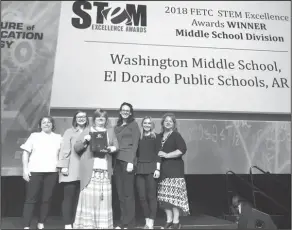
[20,102,190,229]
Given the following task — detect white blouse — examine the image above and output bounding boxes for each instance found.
[20,131,62,172]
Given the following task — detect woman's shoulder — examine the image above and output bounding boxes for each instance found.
[64,127,71,132]
[129,119,139,127]
[172,131,183,138]
[62,127,83,138]
[51,132,62,139]
[30,131,39,136]
[28,132,40,139]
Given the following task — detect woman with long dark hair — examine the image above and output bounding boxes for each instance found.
[21,116,62,229]
[57,111,89,229]
[114,102,140,229]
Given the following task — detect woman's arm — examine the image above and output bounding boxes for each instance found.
[161,132,187,159]
[164,149,184,158]
[57,129,72,168]
[74,129,89,155]
[20,133,34,169]
[22,150,31,181]
[22,150,30,171]
[130,121,141,164]
[155,134,162,163]
[108,128,119,153]
[122,121,141,164]
[74,140,88,155]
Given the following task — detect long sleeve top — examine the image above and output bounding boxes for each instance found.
[136,134,161,174]
[159,131,187,179]
[114,120,140,164]
[57,127,82,183]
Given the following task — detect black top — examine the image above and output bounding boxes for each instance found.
[137,134,161,163]
[136,134,161,174]
[159,131,187,179]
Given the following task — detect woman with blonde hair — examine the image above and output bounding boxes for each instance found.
[136,116,161,229]
[73,109,119,229]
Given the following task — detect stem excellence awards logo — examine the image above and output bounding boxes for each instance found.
[71,1,147,33]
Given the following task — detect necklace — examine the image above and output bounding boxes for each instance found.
[161,131,172,149]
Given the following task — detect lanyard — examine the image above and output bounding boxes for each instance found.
[161,131,173,150]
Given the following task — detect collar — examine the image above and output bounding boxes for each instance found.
[91,126,106,132]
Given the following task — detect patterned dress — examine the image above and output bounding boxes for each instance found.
[74,170,113,229]
[157,131,190,216]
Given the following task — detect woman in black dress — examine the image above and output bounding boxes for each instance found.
[157,113,190,229]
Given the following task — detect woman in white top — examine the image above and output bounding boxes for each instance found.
[21,116,62,229]
[73,109,119,229]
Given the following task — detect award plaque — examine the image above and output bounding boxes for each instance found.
[89,131,108,158]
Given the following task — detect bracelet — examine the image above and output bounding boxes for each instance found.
[156,169,160,171]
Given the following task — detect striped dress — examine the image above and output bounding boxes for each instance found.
[73,170,113,229]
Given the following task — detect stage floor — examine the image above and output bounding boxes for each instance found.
[1,215,237,229]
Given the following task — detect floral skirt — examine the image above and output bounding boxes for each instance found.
[157,178,190,216]
[73,171,113,229]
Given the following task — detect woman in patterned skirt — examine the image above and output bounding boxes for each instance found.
[157,113,190,229]
[73,109,119,229]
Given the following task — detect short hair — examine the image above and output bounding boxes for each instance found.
[72,110,89,128]
[160,113,178,133]
[140,116,156,139]
[92,109,109,127]
[116,102,135,127]
[38,116,56,132]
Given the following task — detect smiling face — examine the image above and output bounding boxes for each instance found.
[163,116,174,131]
[142,118,152,133]
[120,105,131,120]
[75,112,87,127]
[41,117,53,133]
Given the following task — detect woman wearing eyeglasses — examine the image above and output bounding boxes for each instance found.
[114,102,141,229]
[57,111,89,229]
[73,109,119,229]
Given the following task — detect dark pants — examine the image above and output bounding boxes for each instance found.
[136,174,157,220]
[23,172,58,227]
[114,160,135,228]
[62,181,80,225]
